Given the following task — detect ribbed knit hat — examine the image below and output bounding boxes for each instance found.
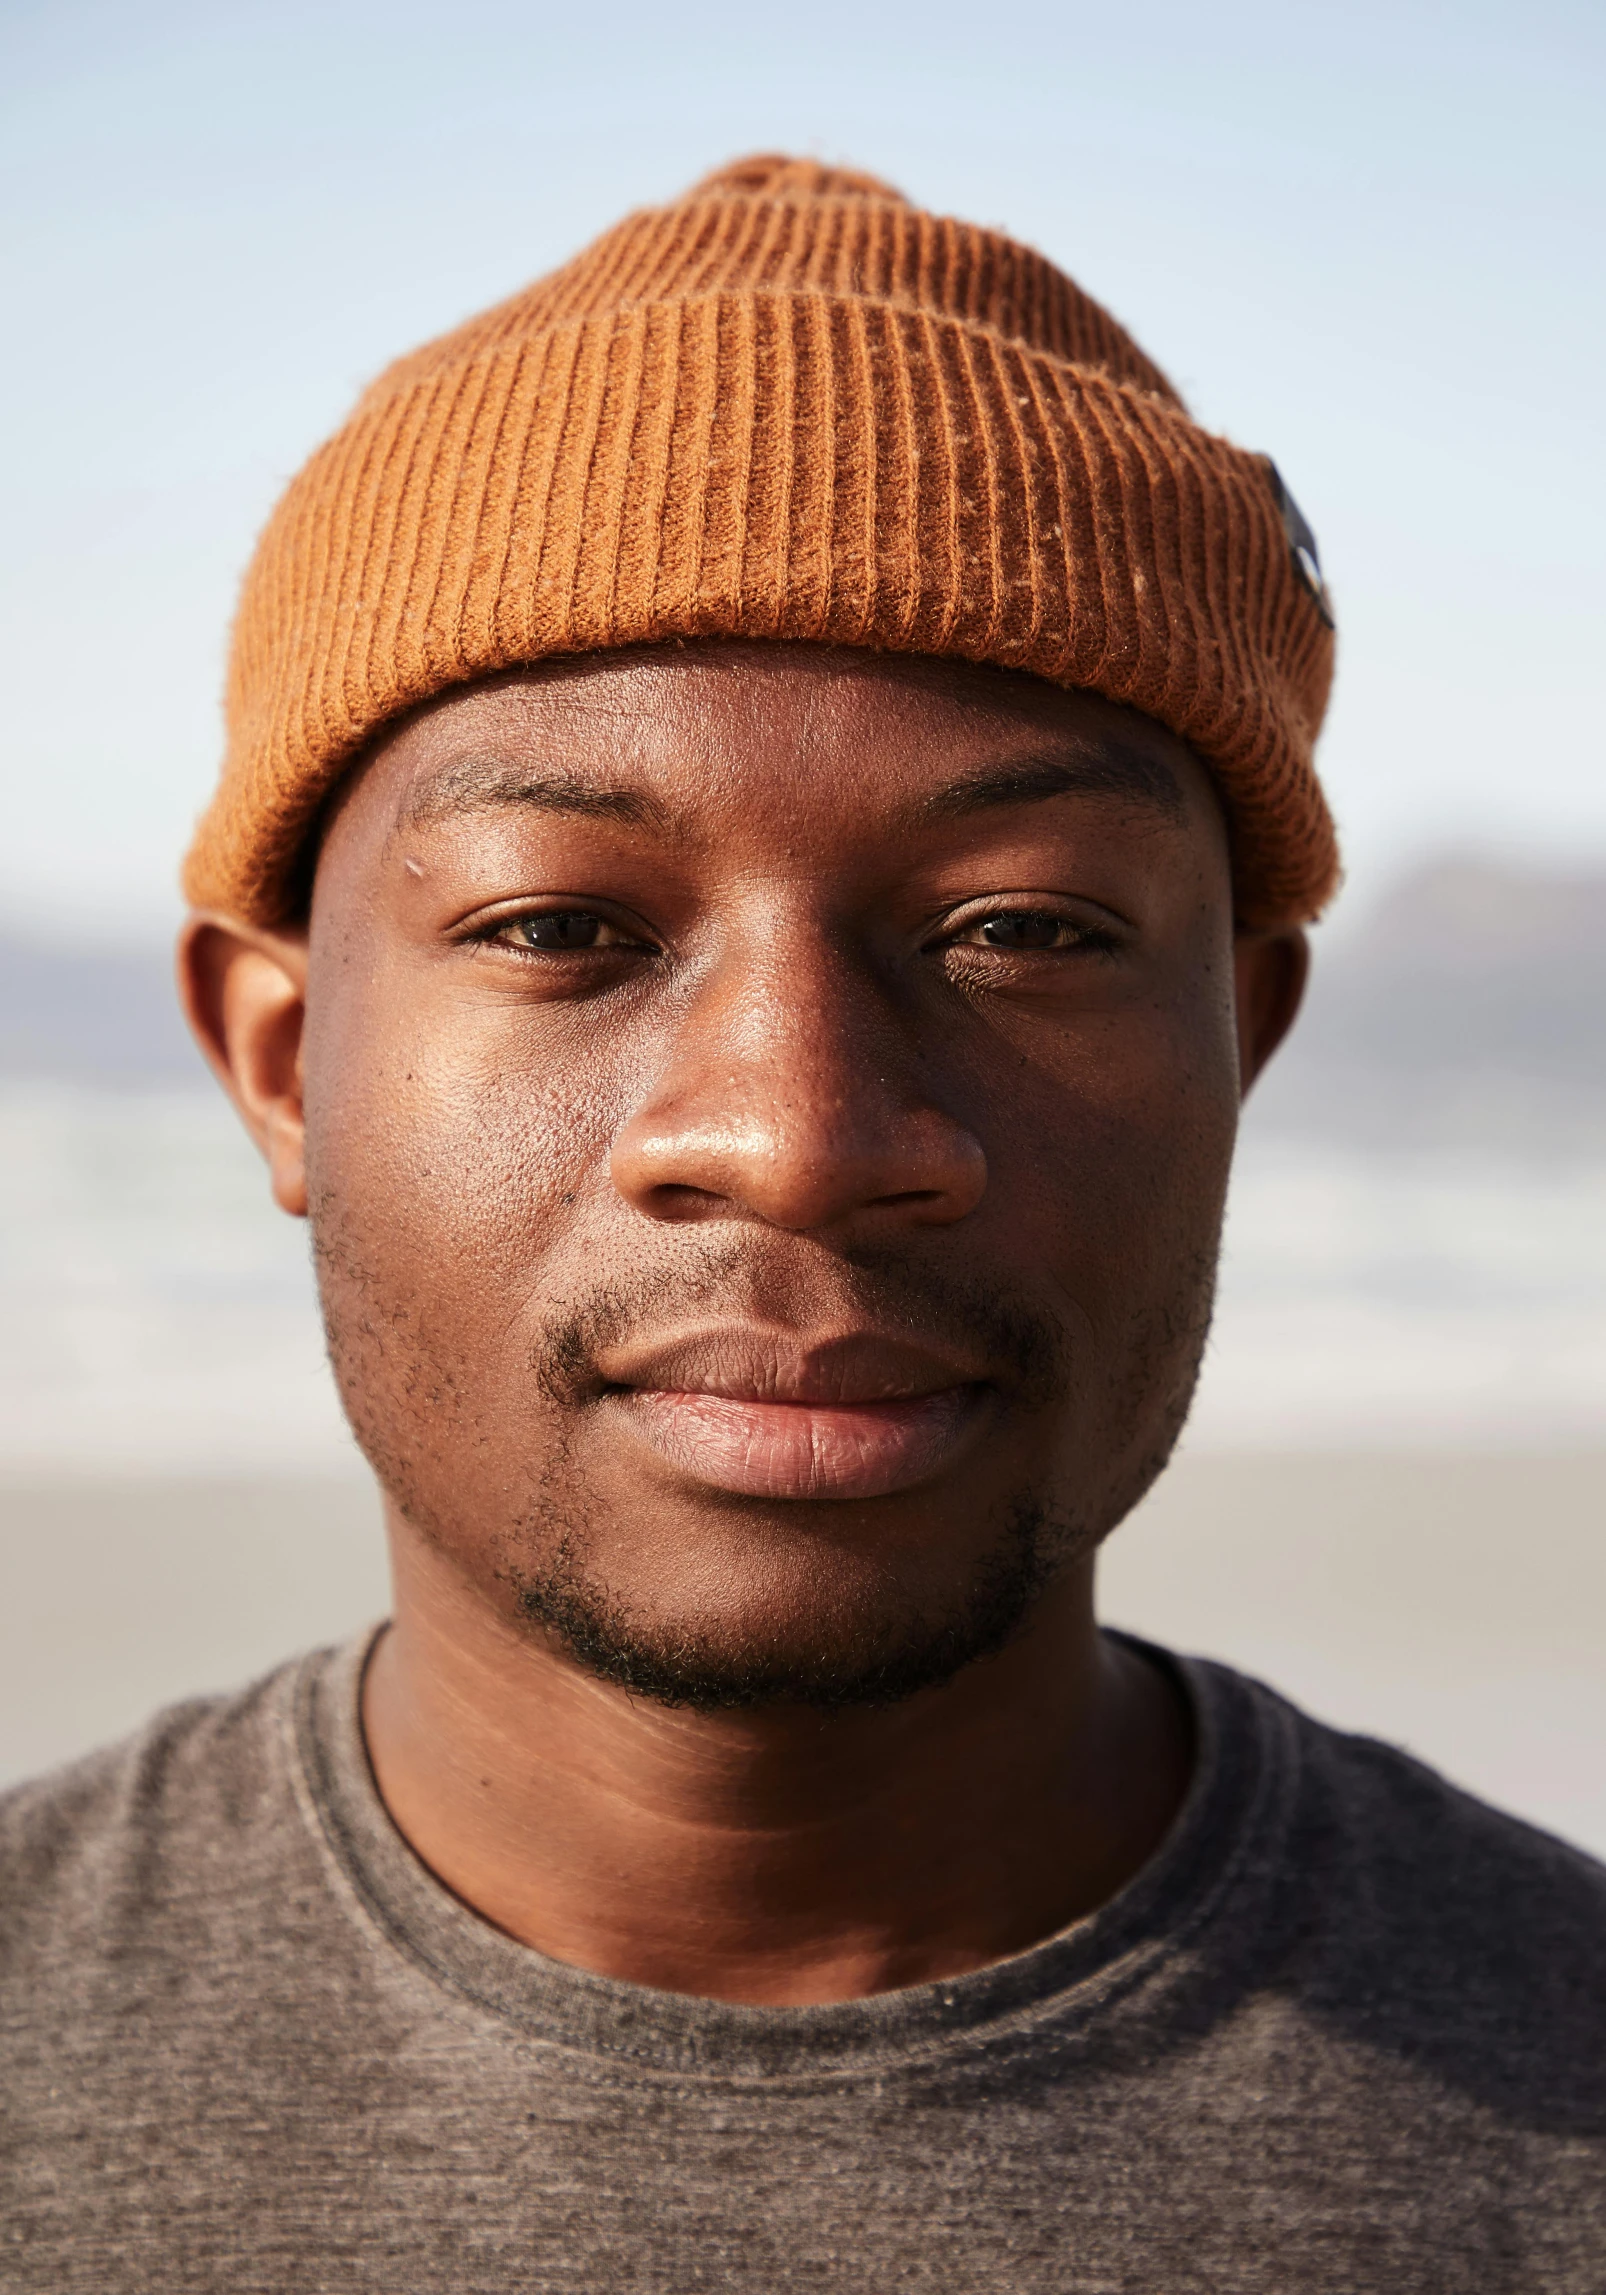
[185,155,1338,927]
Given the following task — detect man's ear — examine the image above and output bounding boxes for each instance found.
[177,913,310,1216]
[1233,925,1309,1098]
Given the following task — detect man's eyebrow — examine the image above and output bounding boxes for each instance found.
[399,759,666,832]
[918,749,1186,824]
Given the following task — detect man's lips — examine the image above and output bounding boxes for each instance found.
[590,1323,998,1501]
[608,1388,990,1502]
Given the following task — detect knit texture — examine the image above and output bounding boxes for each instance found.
[184,156,1339,927]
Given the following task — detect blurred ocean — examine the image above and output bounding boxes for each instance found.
[0,1080,353,1476]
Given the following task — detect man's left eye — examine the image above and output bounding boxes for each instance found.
[956,912,1078,951]
[501,911,621,950]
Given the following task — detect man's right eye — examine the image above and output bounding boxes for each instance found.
[499,911,620,951]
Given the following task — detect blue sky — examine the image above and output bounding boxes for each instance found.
[3,0,1601,935]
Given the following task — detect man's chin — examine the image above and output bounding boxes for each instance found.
[508,1502,1060,1715]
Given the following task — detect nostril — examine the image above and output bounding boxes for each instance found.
[645,1183,730,1222]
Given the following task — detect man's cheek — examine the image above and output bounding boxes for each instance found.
[321,1036,615,1244]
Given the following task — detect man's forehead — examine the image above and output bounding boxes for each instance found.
[379,645,1197,837]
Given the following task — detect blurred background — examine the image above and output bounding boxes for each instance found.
[3,1,1603,1844]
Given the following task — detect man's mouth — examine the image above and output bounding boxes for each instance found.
[612,1387,991,1501]
[593,1325,997,1502]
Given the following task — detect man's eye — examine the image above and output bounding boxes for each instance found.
[499,911,624,951]
[956,912,1081,951]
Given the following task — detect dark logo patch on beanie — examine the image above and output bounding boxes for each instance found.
[1262,459,1335,630]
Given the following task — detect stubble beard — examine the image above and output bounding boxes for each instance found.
[502,1479,1067,1714]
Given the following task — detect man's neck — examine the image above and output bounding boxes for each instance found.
[361,1520,1192,2005]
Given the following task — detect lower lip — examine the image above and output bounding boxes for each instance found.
[612,1388,988,1501]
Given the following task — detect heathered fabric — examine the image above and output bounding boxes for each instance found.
[3,1634,1604,2290]
[182,155,1338,932]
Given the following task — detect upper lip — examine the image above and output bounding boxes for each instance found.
[594,1323,992,1406]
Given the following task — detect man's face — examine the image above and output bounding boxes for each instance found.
[298,644,1275,1709]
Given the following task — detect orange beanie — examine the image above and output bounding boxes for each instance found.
[184,155,1338,928]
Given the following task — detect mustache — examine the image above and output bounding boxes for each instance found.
[530,1238,1071,1411]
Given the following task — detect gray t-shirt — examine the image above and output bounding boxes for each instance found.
[2,1630,1603,2291]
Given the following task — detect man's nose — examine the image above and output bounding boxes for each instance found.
[608,937,987,1233]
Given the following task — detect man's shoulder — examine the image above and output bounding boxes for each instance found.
[1275,1669,1606,1929]
[1212,1658,1606,2111]
[0,1650,324,1978]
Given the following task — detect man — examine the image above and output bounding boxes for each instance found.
[3,156,1601,2289]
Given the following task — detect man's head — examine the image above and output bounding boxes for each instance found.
[186,641,1305,1709]
[180,157,1333,1714]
